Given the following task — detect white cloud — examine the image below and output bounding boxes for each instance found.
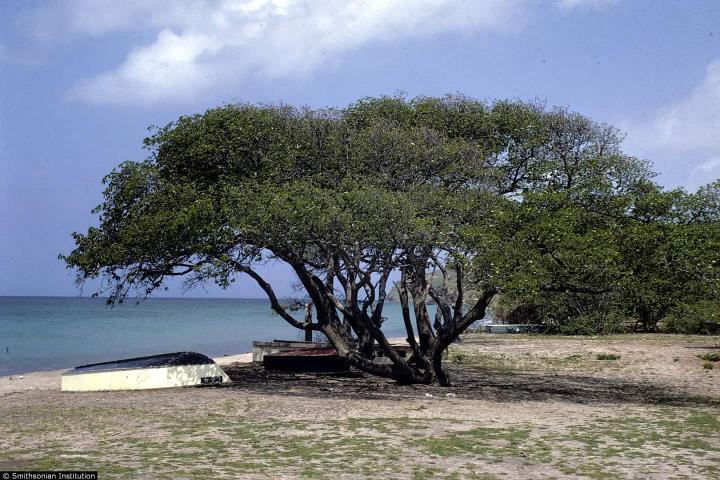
[557,0,617,10]
[632,60,720,152]
[624,59,720,190]
[50,0,526,105]
[24,0,208,38]
[70,29,223,104]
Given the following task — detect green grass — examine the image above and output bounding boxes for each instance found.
[0,408,425,479]
[449,350,469,364]
[698,352,720,362]
[446,347,624,374]
[3,332,720,478]
[447,350,519,373]
[2,403,719,479]
[596,353,621,360]
[417,408,720,479]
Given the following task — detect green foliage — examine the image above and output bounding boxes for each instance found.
[64,96,503,299]
[556,313,629,336]
[480,178,720,333]
[697,352,720,362]
[449,351,468,364]
[703,362,714,370]
[62,93,720,383]
[662,300,720,334]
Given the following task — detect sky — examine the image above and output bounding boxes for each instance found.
[1,0,719,298]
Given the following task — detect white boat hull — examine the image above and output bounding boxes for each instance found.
[61,353,231,392]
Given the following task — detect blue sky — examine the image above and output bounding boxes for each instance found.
[1,0,719,298]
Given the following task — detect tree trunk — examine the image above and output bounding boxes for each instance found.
[303,303,313,342]
[431,348,450,386]
[357,327,374,358]
[279,257,497,385]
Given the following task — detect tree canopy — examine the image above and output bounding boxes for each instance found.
[63,95,720,384]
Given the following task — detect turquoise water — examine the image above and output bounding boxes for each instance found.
[0,297,411,375]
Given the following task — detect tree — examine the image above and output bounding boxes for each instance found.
[63,95,688,384]
[482,175,720,333]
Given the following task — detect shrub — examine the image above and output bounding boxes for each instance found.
[662,301,720,334]
[596,353,621,361]
[697,352,720,362]
[450,351,468,364]
[557,312,628,336]
[703,362,714,370]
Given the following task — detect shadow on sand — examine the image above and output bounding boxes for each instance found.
[220,362,718,408]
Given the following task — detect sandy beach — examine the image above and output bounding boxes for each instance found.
[0,351,255,396]
[1,333,719,478]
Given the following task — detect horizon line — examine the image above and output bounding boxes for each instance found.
[0,295,274,300]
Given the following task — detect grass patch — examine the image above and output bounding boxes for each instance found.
[421,425,535,459]
[0,408,440,479]
[704,362,715,370]
[3,402,720,479]
[447,347,619,373]
[446,350,518,373]
[596,353,621,361]
[418,407,720,479]
[698,352,720,362]
[449,351,469,364]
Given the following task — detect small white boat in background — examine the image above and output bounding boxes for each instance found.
[61,351,231,392]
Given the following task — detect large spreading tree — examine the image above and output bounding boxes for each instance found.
[63,95,719,384]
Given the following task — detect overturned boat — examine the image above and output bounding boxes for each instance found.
[61,351,231,392]
[263,346,350,373]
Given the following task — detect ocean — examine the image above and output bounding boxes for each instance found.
[0,296,415,376]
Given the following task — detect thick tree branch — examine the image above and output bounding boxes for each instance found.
[233,262,314,331]
[453,263,464,323]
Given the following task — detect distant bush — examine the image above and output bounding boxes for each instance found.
[450,351,468,364]
[504,304,544,325]
[488,297,543,325]
[596,353,621,361]
[663,317,720,335]
[703,362,714,370]
[491,297,719,337]
[556,312,628,336]
[662,302,720,334]
[697,352,720,362]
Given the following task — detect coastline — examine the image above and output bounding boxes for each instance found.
[0,337,411,395]
[0,351,254,396]
[2,334,718,478]
[0,297,414,378]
